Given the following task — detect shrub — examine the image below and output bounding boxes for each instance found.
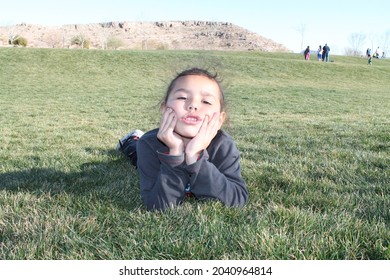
[106,36,124,50]
[71,35,90,49]
[9,35,28,47]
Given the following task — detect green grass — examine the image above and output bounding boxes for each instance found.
[0,48,389,259]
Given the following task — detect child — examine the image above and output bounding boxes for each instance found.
[117,68,248,211]
[317,45,322,61]
[304,46,310,60]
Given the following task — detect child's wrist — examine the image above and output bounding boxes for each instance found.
[185,151,201,165]
[169,148,183,156]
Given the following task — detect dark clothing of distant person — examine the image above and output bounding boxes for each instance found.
[322,44,330,62]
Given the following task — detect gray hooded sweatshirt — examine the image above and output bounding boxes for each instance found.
[136,128,248,211]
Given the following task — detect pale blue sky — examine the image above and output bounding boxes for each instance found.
[1,0,389,54]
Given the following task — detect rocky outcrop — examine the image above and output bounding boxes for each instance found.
[0,21,290,52]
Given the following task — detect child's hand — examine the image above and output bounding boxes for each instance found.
[185,112,221,164]
[157,108,184,155]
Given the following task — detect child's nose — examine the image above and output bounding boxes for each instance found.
[187,100,198,111]
[188,104,198,111]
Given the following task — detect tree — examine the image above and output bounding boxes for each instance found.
[347,32,366,56]
[367,32,376,51]
[71,24,90,49]
[380,30,390,56]
[43,28,62,48]
[296,23,306,52]
[99,23,113,50]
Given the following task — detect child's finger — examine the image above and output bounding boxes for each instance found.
[198,114,209,134]
[206,112,219,133]
[159,108,175,132]
[166,111,177,132]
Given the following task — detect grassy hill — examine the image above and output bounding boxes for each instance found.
[0,48,389,259]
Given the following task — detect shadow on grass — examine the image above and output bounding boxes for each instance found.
[0,148,143,212]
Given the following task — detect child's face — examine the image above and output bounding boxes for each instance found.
[164,75,226,139]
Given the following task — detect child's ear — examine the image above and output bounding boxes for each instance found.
[219,111,226,125]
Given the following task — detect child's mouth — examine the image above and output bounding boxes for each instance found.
[181,115,202,125]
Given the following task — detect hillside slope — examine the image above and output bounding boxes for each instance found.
[0,48,389,260]
[0,21,289,52]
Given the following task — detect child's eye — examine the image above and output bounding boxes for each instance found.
[202,100,212,105]
[177,96,187,100]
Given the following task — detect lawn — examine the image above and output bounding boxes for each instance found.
[0,48,389,259]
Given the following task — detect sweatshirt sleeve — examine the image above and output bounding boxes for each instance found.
[136,136,189,211]
[185,133,248,207]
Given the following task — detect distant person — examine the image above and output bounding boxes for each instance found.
[366,48,372,57]
[382,52,386,58]
[374,47,381,58]
[304,46,310,60]
[366,48,372,64]
[317,45,322,61]
[116,67,248,211]
[322,44,330,62]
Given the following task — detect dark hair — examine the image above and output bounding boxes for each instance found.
[162,67,226,112]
